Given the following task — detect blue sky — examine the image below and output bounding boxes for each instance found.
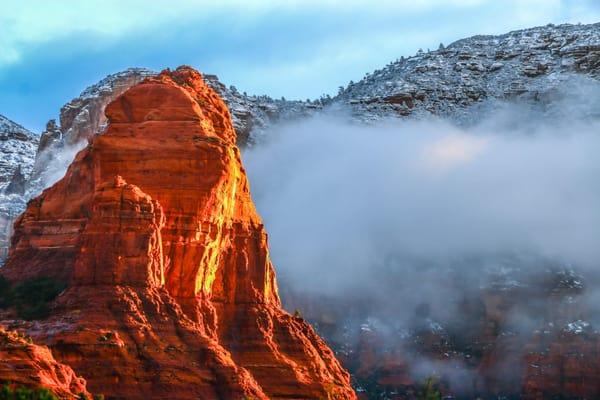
[1,0,599,132]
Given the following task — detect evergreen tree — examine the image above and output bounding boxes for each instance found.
[418,377,442,400]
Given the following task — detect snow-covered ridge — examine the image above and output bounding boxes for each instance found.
[203,74,318,145]
[75,68,156,101]
[335,22,600,123]
[58,68,156,146]
[0,114,37,189]
[0,114,38,260]
[0,114,36,141]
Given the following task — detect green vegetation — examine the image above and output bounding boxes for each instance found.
[0,386,103,400]
[77,394,104,400]
[0,383,58,400]
[418,376,442,400]
[0,276,66,320]
[0,276,11,308]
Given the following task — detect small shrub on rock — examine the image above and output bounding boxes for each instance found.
[0,276,66,320]
[0,383,58,400]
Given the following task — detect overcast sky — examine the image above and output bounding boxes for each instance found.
[1,0,599,132]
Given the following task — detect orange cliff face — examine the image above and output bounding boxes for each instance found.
[1,66,356,400]
[0,327,90,399]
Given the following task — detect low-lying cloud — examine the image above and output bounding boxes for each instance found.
[243,94,600,391]
[245,112,600,296]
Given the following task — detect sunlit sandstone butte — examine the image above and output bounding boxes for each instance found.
[1,66,356,400]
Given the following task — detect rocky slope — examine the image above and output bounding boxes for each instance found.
[203,74,318,145]
[0,66,355,399]
[0,327,90,399]
[335,22,600,123]
[0,115,37,188]
[0,115,37,261]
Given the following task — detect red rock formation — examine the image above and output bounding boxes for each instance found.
[0,327,90,399]
[285,268,600,400]
[522,331,600,400]
[30,70,154,190]
[1,66,355,399]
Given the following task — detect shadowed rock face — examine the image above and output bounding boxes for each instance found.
[1,66,355,400]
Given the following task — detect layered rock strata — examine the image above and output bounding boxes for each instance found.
[0,327,90,399]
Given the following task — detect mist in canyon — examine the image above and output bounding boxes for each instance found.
[243,77,600,391]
